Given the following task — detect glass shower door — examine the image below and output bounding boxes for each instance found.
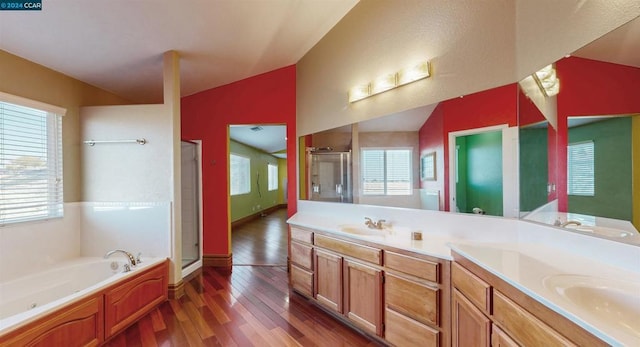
[309,151,352,203]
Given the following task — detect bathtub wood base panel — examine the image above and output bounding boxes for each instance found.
[1,296,104,346]
[105,262,169,339]
[0,260,169,347]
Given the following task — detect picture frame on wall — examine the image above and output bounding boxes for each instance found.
[421,152,436,181]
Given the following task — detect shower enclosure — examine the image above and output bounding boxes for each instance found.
[308,151,352,203]
[181,141,200,269]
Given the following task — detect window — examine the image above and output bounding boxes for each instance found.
[229,154,250,195]
[1,99,63,225]
[567,141,594,196]
[268,163,278,191]
[361,148,412,195]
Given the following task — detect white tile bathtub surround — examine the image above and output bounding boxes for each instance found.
[294,201,640,273]
[0,203,82,282]
[80,202,171,259]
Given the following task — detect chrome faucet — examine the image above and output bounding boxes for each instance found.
[560,220,582,228]
[554,219,582,228]
[104,249,137,269]
[364,217,386,229]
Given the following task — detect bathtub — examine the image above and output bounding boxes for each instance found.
[0,256,167,337]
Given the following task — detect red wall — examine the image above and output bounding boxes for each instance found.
[556,57,640,211]
[419,84,518,211]
[181,65,297,256]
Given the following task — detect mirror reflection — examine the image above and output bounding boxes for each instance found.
[299,15,640,243]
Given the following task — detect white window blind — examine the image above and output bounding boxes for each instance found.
[230,154,250,195]
[268,163,278,191]
[361,148,412,195]
[567,141,594,196]
[1,101,63,225]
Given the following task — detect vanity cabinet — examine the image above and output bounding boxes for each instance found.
[314,248,343,313]
[290,227,314,297]
[384,251,448,347]
[452,252,607,347]
[343,259,383,336]
[288,226,450,345]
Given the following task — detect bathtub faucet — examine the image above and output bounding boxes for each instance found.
[104,249,137,268]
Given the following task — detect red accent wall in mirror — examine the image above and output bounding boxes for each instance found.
[556,57,640,211]
[419,83,518,211]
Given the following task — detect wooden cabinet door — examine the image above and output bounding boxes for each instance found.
[492,324,520,347]
[105,262,168,338]
[452,288,490,347]
[314,249,343,313]
[343,259,383,336]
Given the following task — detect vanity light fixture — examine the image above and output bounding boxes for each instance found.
[348,60,431,103]
[532,64,560,97]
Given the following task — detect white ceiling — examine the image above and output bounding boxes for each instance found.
[0,0,358,103]
[229,125,287,158]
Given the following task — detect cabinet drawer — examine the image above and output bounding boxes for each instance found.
[492,290,575,347]
[385,273,439,327]
[290,226,313,244]
[385,308,439,347]
[451,262,491,312]
[385,251,439,283]
[291,241,313,270]
[314,234,382,265]
[291,264,313,297]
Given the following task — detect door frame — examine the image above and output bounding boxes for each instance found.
[448,124,519,217]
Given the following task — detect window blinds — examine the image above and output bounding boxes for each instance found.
[361,148,412,195]
[0,101,63,225]
[567,141,595,196]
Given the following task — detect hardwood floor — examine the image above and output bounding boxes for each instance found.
[106,208,379,346]
[232,209,289,266]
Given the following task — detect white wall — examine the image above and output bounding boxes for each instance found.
[80,104,172,202]
[297,0,517,136]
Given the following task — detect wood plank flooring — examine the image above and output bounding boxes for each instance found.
[231,209,289,266]
[105,208,380,346]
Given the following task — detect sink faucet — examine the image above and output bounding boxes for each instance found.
[364,217,386,229]
[104,249,137,268]
[554,220,582,228]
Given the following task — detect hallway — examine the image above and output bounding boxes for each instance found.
[105,208,378,346]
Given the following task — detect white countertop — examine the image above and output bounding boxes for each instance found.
[449,243,640,346]
[288,209,640,346]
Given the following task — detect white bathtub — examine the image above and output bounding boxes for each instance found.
[0,256,166,335]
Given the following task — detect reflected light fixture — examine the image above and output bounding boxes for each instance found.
[348,60,431,103]
[531,64,560,97]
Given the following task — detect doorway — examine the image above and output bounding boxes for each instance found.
[448,125,519,217]
[228,124,288,266]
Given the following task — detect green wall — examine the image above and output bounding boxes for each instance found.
[229,140,282,222]
[568,117,632,221]
[519,127,549,212]
[456,131,503,216]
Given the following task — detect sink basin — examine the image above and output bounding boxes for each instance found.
[543,274,640,338]
[567,225,636,238]
[338,224,387,236]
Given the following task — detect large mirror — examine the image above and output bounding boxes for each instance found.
[299,16,640,242]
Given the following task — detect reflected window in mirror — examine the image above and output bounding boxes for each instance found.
[361,148,412,196]
[567,141,594,196]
